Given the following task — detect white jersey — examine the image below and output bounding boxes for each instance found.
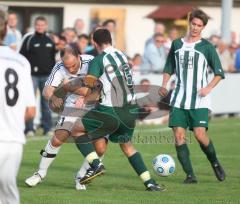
[0,46,35,144]
[45,54,94,107]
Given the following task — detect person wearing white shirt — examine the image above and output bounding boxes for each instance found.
[0,9,36,204]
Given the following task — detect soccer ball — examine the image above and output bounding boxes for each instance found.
[152,154,175,176]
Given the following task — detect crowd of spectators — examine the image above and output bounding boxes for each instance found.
[3,11,240,133]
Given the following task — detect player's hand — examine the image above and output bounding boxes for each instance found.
[158,87,168,97]
[49,95,64,109]
[198,87,212,97]
[62,78,70,85]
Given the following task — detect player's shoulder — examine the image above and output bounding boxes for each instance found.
[201,38,214,48]
[172,38,183,46]
[198,38,216,50]
[0,46,30,70]
[52,60,65,73]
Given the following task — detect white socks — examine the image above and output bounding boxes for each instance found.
[38,140,61,178]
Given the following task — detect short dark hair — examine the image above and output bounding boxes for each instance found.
[93,29,112,46]
[189,9,209,26]
[78,34,89,41]
[35,16,47,24]
[154,32,164,39]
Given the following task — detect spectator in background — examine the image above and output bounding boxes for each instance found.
[19,16,55,136]
[62,27,77,44]
[74,18,85,36]
[165,27,179,52]
[235,47,240,72]
[102,19,116,46]
[231,31,238,47]
[140,33,167,74]
[145,22,165,48]
[86,25,102,56]
[76,34,89,54]
[217,41,235,72]
[131,53,142,72]
[55,36,67,62]
[3,11,22,51]
[209,34,221,48]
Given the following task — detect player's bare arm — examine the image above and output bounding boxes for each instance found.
[25,107,36,122]
[159,73,171,97]
[198,75,223,97]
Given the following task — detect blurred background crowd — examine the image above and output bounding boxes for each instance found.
[1,0,239,136]
[4,12,240,74]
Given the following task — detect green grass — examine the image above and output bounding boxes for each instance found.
[19,118,240,204]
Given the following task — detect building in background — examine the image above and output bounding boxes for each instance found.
[1,0,240,56]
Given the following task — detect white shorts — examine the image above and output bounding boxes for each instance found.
[55,102,95,132]
[0,142,23,204]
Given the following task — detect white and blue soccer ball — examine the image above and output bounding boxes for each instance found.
[152,154,175,176]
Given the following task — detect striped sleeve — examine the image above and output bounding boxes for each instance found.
[207,44,225,79]
[45,62,64,87]
[163,42,176,75]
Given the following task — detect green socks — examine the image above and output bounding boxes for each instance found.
[200,140,217,164]
[176,144,195,177]
[76,143,100,168]
[128,152,155,186]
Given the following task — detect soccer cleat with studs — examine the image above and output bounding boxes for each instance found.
[79,163,105,184]
[183,175,198,184]
[211,161,226,181]
[146,183,166,192]
[25,172,43,187]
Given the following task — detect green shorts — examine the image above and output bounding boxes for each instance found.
[169,107,209,131]
[82,104,138,143]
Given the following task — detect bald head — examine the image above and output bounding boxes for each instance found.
[61,45,81,74]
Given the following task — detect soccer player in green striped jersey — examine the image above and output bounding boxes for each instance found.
[159,9,225,184]
[79,29,165,191]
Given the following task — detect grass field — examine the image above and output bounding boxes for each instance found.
[18,117,240,204]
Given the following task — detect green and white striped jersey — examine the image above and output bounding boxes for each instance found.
[164,38,225,110]
[87,46,135,107]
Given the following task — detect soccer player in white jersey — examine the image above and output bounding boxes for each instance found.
[25,44,105,190]
[159,9,225,183]
[0,9,36,204]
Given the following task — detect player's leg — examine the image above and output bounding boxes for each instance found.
[0,143,23,204]
[191,109,225,181]
[71,121,105,185]
[39,76,52,135]
[169,107,197,183]
[75,138,108,189]
[119,142,165,191]
[25,129,68,187]
[173,127,197,183]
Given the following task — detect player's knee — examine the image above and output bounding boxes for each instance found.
[95,146,106,157]
[194,128,207,142]
[120,142,136,157]
[174,131,185,145]
[53,130,69,145]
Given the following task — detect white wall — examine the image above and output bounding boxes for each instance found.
[133,72,240,114]
[1,1,240,56]
[200,6,240,41]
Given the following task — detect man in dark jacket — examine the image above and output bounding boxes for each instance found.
[20,16,55,136]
